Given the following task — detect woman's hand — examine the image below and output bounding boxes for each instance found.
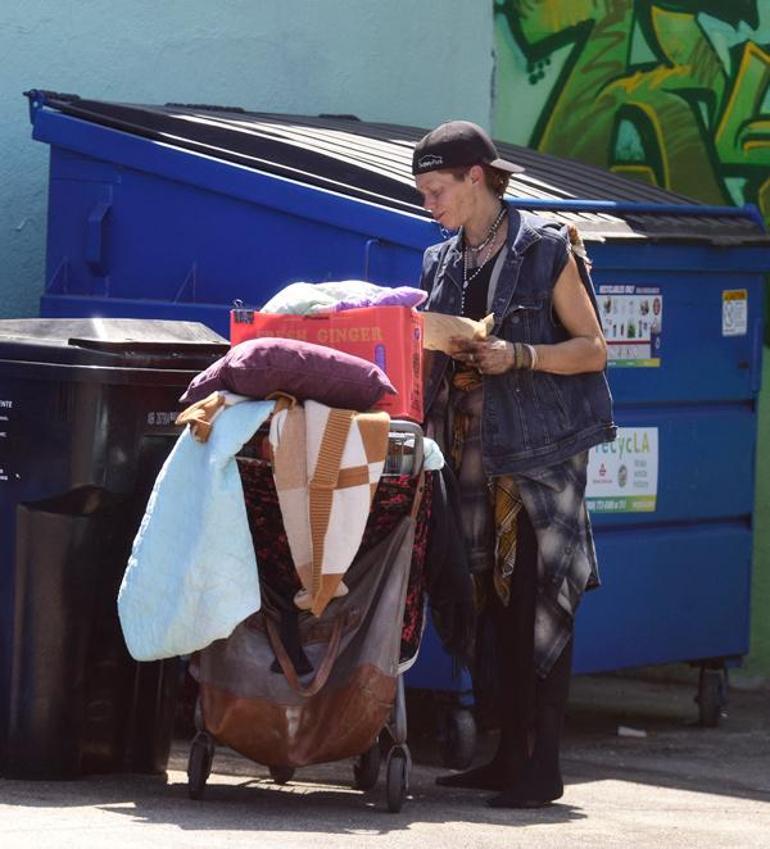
[450,336,514,375]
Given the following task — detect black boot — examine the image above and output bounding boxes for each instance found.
[486,708,564,806]
[485,758,564,808]
[487,639,572,808]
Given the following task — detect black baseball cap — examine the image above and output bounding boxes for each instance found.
[412,120,524,176]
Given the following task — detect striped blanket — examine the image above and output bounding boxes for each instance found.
[269,399,390,616]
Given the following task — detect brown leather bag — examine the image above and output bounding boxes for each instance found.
[190,485,421,768]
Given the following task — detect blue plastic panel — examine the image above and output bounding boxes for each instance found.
[36,112,434,312]
[596,266,765,404]
[40,295,233,338]
[45,147,427,309]
[593,405,758,526]
[574,522,752,672]
[404,612,473,702]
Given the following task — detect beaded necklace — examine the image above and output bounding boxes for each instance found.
[461,205,507,314]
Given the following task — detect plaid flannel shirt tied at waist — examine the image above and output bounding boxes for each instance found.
[515,450,599,677]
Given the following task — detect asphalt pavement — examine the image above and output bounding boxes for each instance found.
[1,674,768,849]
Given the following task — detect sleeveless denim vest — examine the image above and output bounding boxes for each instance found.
[420,207,616,476]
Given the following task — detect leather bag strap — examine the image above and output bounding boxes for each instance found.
[265,615,343,698]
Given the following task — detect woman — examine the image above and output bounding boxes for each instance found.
[413,121,616,808]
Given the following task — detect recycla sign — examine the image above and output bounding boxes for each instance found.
[585,427,659,513]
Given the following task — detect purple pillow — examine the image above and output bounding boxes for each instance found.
[180,355,228,403]
[180,337,396,410]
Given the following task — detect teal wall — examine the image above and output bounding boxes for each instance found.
[0,0,494,318]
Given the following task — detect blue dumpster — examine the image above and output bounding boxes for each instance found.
[24,91,769,732]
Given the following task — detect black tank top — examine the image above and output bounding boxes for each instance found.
[462,247,503,320]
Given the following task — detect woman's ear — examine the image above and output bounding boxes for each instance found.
[468,164,484,186]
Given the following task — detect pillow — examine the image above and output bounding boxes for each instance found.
[180,337,396,410]
[179,354,228,403]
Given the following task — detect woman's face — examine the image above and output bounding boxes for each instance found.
[415,169,476,231]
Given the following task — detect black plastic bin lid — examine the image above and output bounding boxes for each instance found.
[25,90,770,244]
[0,318,228,369]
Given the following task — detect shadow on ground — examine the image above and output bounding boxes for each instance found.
[1,674,768,835]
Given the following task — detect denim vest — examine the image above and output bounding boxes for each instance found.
[421,207,616,476]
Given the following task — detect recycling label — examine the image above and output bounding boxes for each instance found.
[586,427,659,513]
[598,285,662,367]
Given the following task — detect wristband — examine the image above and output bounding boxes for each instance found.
[511,342,537,370]
[526,344,538,371]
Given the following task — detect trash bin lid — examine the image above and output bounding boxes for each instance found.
[25,90,770,244]
[0,318,228,369]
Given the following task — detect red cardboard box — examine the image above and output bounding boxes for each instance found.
[230,306,424,422]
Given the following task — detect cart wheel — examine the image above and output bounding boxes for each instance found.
[385,746,409,813]
[696,667,727,727]
[441,708,476,770]
[269,765,295,784]
[187,731,215,800]
[353,740,382,790]
[193,696,204,732]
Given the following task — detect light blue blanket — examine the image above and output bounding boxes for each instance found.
[118,400,275,661]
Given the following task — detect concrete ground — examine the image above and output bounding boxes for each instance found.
[1,675,768,849]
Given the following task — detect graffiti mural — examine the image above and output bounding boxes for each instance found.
[493,1,770,223]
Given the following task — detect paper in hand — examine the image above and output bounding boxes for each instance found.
[422,311,495,354]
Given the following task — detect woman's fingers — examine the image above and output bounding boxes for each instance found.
[478,340,515,374]
[450,337,513,373]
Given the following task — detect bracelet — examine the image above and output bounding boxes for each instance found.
[511,342,538,370]
[526,343,538,371]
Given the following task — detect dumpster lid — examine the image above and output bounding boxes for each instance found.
[0,318,228,368]
[25,90,770,245]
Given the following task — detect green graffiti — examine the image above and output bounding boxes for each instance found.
[494,0,770,223]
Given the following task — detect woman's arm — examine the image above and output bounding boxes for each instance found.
[533,252,607,375]
[451,252,607,375]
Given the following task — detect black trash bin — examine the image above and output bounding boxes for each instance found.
[0,318,228,779]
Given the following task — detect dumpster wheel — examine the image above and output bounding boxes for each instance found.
[696,666,727,727]
[441,708,476,770]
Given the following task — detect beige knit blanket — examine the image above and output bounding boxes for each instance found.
[269,399,390,617]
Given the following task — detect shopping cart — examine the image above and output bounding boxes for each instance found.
[186,420,432,812]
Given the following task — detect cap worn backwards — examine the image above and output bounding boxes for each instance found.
[412,120,524,176]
